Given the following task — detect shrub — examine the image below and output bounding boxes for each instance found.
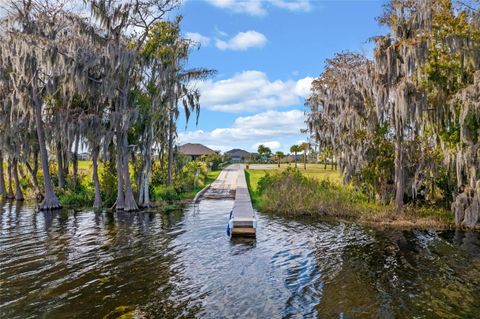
[57,175,95,207]
[257,168,324,216]
[152,185,179,203]
[204,153,223,170]
[256,168,378,217]
[180,161,208,191]
[100,159,117,208]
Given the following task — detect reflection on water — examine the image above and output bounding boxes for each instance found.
[1,199,480,318]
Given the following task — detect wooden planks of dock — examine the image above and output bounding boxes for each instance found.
[195,164,257,237]
[229,165,257,237]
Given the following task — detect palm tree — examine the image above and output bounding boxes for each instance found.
[299,143,309,170]
[274,151,285,168]
[290,145,301,168]
[257,145,272,163]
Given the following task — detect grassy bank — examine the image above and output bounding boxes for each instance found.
[246,164,453,229]
[179,170,221,200]
[58,161,221,210]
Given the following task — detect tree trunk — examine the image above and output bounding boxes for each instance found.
[115,132,125,210]
[139,154,151,207]
[144,155,150,207]
[294,152,297,168]
[72,133,80,188]
[167,112,174,186]
[138,169,144,207]
[56,140,66,188]
[159,145,165,184]
[303,151,307,170]
[63,148,69,178]
[324,160,327,170]
[25,161,41,195]
[12,159,24,201]
[33,80,61,210]
[7,161,14,199]
[278,158,280,168]
[139,128,152,207]
[0,151,7,199]
[92,147,102,209]
[122,134,138,211]
[394,131,404,212]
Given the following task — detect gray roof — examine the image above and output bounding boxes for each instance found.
[179,143,217,156]
[225,149,251,157]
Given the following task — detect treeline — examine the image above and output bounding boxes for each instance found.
[306,0,480,227]
[0,0,214,211]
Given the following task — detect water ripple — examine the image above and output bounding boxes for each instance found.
[1,200,480,318]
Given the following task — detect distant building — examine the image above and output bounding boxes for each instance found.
[179,143,217,161]
[285,154,303,162]
[225,149,252,163]
[78,152,91,161]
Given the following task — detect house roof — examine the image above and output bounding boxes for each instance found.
[179,143,217,156]
[225,149,251,157]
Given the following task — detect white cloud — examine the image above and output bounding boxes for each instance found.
[296,139,307,145]
[178,110,306,152]
[253,141,281,150]
[185,32,211,47]
[195,70,313,113]
[294,76,314,97]
[205,0,311,16]
[215,31,267,51]
[214,26,229,37]
[268,0,311,11]
[206,0,266,16]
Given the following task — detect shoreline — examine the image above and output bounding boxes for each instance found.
[244,167,457,231]
[255,205,456,231]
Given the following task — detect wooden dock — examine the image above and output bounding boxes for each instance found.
[196,164,257,237]
[229,165,257,236]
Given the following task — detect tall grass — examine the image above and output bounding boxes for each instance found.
[254,168,378,217]
[250,168,452,227]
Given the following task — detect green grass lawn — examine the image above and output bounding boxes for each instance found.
[245,164,342,207]
[246,164,342,192]
[206,170,221,185]
[180,169,222,200]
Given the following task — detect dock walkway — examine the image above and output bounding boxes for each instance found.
[201,165,238,199]
[197,164,257,236]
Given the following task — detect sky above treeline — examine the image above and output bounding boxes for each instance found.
[176,0,388,153]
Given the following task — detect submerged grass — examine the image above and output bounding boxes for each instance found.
[246,165,453,229]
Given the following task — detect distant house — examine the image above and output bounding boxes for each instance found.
[78,152,91,161]
[179,143,217,161]
[285,154,303,163]
[225,149,252,163]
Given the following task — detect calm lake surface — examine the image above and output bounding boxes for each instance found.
[1,200,480,319]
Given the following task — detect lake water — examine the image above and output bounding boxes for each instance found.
[1,200,480,318]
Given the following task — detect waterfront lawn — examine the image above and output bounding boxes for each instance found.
[245,164,453,228]
[246,164,341,192]
[181,170,221,200]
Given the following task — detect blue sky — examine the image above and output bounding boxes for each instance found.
[176,0,388,153]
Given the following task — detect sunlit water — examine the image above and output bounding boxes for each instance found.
[1,200,480,318]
